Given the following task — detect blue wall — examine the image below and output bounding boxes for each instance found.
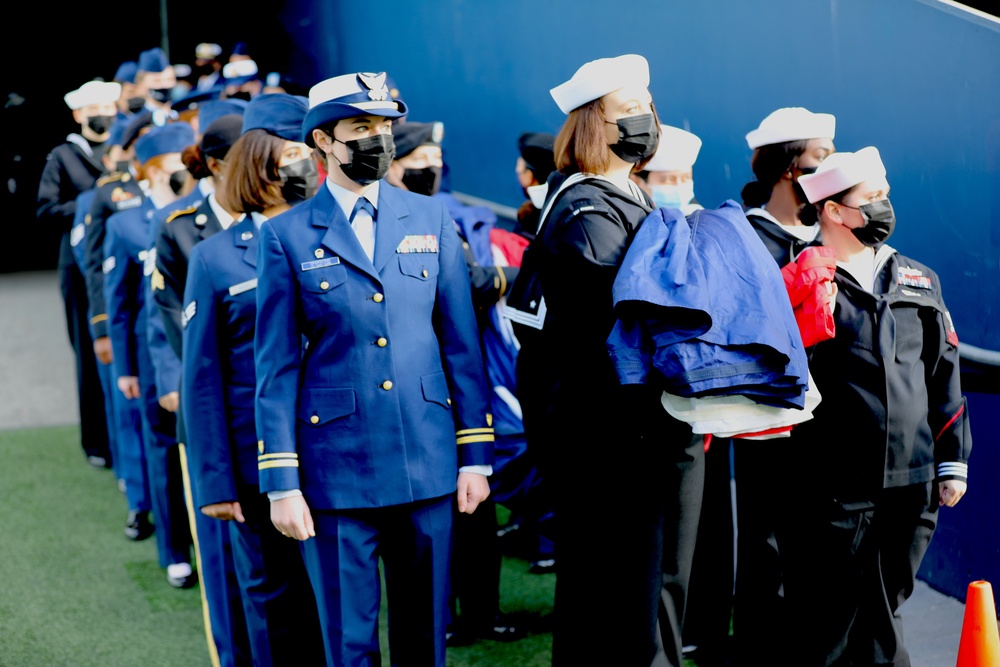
[282,0,1000,600]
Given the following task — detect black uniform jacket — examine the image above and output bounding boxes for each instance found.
[744,207,823,268]
[792,246,971,500]
[36,136,105,269]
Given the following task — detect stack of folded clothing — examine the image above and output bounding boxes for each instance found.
[608,201,814,437]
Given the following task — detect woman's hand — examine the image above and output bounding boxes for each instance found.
[456,471,491,514]
[201,501,245,522]
[939,479,967,507]
[271,495,315,540]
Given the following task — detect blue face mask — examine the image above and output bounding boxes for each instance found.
[650,182,695,209]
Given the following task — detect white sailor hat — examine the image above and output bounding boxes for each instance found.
[195,42,223,60]
[223,59,259,86]
[64,80,121,110]
[549,54,649,115]
[301,72,408,145]
[798,146,888,203]
[645,125,702,172]
[745,107,836,150]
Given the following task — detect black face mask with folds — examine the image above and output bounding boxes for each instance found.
[606,113,659,163]
[402,166,442,196]
[168,170,188,195]
[333,134,395,185]
[126,97,146,114]
[148,88,173,104]
[278,158,320,203]
[848,198,896,246]
[227,91,253,102]
[87,115,115,135]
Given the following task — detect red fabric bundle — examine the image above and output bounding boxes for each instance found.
[781,245,837,347]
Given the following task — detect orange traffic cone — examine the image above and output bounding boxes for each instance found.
[956,580,1000,667]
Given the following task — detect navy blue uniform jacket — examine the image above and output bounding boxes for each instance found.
[254,183,495,510]
[182,217,259,507]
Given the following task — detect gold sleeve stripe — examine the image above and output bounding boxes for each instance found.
[89,314,109,324]
[258,460,300,470]
[456,427,495,436]
[258,453,299,461]
[457,434,496,445]
[496,266,508,297]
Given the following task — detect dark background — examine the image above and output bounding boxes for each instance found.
[0,1,293,273]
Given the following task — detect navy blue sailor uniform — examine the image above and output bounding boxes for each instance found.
[254,181,495,664]
[781,246,970,666]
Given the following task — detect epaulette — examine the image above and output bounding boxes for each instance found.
[166,204,199,224]
[96,172,126,188]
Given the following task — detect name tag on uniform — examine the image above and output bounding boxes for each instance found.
[301,257,340,271]
[116,197,142,211]
[396,234,438,254]
[228,278,258,296]
[898,267,932,289]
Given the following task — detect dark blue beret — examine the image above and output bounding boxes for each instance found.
[198,98,247,134]
[137,47,170,74]
[114,61,137,84]
[134,122,196,164]
[393,121,444,159]
[241,93,308,141]
[121,111,154,150]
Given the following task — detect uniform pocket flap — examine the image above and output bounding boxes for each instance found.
[298,388,356,425]
[420,371,452,409]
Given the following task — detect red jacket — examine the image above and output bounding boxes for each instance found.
[781,245,836,347]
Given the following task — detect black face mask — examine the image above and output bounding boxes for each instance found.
[402,166,442,196]
[227,91,253,102]
[168,170,188,195]
[87,115,115,136]
[126,96,146,114]
[148,88,173,104]
[114,160,131,174]
[333,134,395,185]
[845,198,896,246]
[278,158,320,203]
[606,113,659,163]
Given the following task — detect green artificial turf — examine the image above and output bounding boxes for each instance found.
[0,425,700,666]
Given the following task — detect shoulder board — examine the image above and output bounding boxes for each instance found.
[96,172,125,188]
[166,205,199,224]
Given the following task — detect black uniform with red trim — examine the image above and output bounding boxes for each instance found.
[781,244,970,667]
[793,246,969,496]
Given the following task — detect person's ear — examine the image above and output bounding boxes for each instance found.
[312,128,333,154]
[824,200,843,224]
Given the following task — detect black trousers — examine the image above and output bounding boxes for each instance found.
[59,261,110,462]
[781,482,938,667]
[546,386,704,667]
